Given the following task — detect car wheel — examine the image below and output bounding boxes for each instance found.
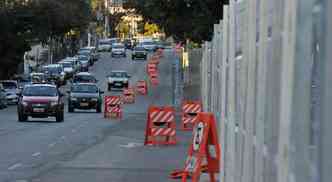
[96,103,102,113]
[108,84,112,91]
[56,111,64,122]
[18,111,28,122]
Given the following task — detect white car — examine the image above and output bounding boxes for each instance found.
[98,38,118,52]
[106,71,131,91]
[0,80,19,104]
[59,61,75,78]
[111,43,126,58]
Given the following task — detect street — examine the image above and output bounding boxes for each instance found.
[0,50,191,182]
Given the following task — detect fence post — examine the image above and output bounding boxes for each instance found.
[220,5,229,182]
[320,1,332,182]
[277,0,297,181]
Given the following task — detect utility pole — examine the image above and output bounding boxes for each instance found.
[104,0,109,38]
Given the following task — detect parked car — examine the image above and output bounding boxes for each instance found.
[17,84,64,122]
[0,83,7,109]
[111,43,126,58]
[72,72,97,84]
[132,46,147,60]
[0,80,19,104]
[106,70,131,91]
[42,64,66,86]
[67,83,103,113]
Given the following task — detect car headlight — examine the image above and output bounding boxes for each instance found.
[50,101,58,106]
[108,78,114,83]
[91,98,98,102]
[71,97,77,101]
[123,80,128,83]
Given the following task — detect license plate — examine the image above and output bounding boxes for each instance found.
[80,103,89,107]
[115,83,122,86]
[33,108,45,113]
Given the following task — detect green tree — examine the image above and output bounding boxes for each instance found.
[0,0,92,79]
[126,0,224,43]
[144,22,159,36]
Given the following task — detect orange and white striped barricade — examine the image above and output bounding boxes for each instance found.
[170,113,221,182]
[144,106,177,145]
[136,80,148,95]
[149,72,159,86]
[104,96,122,119]
[122,87,135,104]
[181,101,202,131]
[146,63,158,75]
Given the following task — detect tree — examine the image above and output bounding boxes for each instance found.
[126,0,224,43]
[144,22,159,36]
[0,0,92,79]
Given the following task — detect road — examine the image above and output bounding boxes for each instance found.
[0,50,191,182]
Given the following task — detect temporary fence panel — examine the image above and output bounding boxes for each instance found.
[197,1,330,182]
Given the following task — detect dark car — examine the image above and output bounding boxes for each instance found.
[17,84,64,122]
[77,55,90,72]
[67,83,103,113]
[107,71,131,91]
[72,72,97,84]
[132,46,147,60]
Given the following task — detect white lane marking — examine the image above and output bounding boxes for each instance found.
[49,142,57,148]
[32,152,41,157]
[119,142,144,148]
[8,163,22,170]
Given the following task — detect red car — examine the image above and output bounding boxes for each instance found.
[17,84,64,122]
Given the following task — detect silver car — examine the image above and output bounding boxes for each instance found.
[107,71,131,91]
[0,80,19,104]
[0,83,7,109]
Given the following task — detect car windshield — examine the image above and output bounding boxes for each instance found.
[78,55,89,60]
[74,75,95,82]
[62,62,72,68]
[1,82,17,89]
[71,84,98,93]
[110,72,127,77]
[143,42,154,45]
[113,45,124,49]
[23,86,58,96]
[78,51,90,56]
[135,47,145,51]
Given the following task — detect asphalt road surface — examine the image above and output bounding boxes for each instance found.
[0,50,192,182]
